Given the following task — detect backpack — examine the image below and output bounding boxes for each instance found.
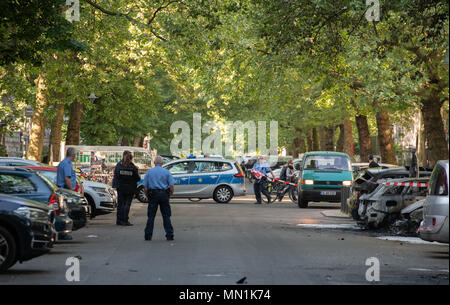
[280,166,288,181]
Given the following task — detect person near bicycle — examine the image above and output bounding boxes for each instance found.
[277,160,297,202]
[252,156,275,204]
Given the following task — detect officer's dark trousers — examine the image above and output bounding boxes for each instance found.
[253,179,271,203]
[144,191,174,238]
[117,191,133,224]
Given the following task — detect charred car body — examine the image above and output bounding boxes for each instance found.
[357,177,429,229]
[349,167,431,220]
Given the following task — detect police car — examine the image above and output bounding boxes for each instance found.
[135,158,246,203]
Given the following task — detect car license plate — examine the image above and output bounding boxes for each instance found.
[320,191,336,196]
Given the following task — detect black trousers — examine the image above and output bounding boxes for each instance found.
[144,191,174,238]
[117,191,134,224]
[254,179,271,203]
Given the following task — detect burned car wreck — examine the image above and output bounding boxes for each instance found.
[357,178,429,229]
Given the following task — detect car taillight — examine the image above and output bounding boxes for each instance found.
[432,218,436,226]
[234,173,244,178]
[49,194,60,216]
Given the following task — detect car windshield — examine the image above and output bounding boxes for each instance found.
[303,155,351,171]
[0,173,36,194]
[38,170,57,184]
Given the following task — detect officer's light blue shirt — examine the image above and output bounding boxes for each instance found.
[57,157,76,190]
[143,166,175,190]
[252,162,271,176]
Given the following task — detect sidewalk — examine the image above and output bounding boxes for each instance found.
[320,209,351,219]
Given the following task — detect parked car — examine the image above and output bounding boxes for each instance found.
[136,158,246,203]
[0,194,55,272]
[0,157,46,167]
[297,152,353,208]
[0,167,73,239]
[24,166,90,226]
[82,180,117,216]
[419,160,449,244]
[358,177,429,229]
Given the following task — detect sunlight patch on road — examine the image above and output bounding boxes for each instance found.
[376,236,448,246]
[296,224,360,230]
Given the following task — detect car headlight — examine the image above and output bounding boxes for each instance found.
[14,207,49,222]
[302,179,314,185]
[342,180,353,186]
[92,187,109,194]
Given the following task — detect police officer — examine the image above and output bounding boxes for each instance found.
[253,156,275,204]
[56,147,77,240]
[143,156,175,241]
[112,151,140,226]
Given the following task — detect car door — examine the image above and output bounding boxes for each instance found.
[164,161,193,197]
[188,161,220,197]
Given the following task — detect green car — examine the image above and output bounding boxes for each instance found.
[297,152,353,208]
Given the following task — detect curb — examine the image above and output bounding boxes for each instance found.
[321,210,351,219]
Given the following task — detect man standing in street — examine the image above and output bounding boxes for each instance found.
[252,156,275,204]
[143,156,175,241]
[57,147,77,191]
[56,147,77,240]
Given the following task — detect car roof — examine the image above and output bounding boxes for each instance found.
[303,151,350,157]
[0,166,33,172]
[168,158,234,162]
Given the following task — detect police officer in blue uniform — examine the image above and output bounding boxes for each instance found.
[142,156,175,241]
[252,156,275,204]
[56,147,77,240]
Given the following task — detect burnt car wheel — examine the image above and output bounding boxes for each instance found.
[136,186,149,203]
[0,226,17,272]
[213,186,233,203]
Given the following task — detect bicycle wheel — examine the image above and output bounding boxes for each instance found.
[288,186,298,204]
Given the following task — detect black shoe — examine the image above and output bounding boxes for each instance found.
[116,221,126,226]
[254,202,262,204]
[145,235,152,241]
[266,197,272,204]
[124,222,134,226]
[166,235,174,241]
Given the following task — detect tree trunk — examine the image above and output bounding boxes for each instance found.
[27,74,47,161]
[132,137,142,147]
[121,137,130,146]
[312,128,320,151]
[376,109,397,165]
[343,119,355,157]
[322,126,335,151]
[66,100,83,145]
[336,124,344,152]
[417,112,427,167]
[355,115,372,162]
[306,129,313,152]
[49,104,64,163]
[421,94,448,167]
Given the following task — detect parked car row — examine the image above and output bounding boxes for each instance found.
[0,157,118,272]
[349,160,449,244]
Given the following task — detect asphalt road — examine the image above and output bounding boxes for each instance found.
[0,196,448,285]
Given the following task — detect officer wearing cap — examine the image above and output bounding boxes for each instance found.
[143,156,175,241]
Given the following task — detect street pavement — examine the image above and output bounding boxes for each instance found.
[0,196,448,285]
